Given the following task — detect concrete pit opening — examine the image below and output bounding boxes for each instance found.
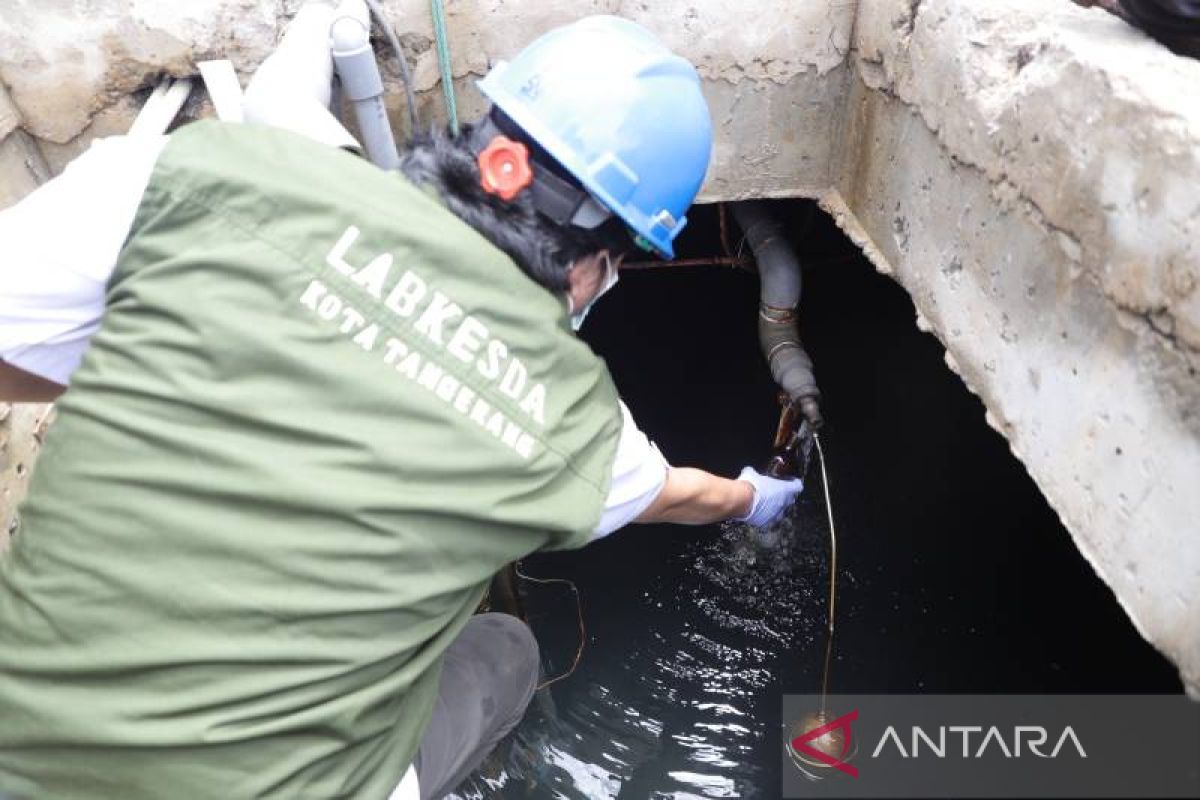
[455,199,1182,796]
[0,0,1197,797]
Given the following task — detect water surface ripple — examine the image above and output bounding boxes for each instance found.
[452,494,839,799]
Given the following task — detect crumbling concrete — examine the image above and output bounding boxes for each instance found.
[0,405,53,551]
[0,83,50,208]
[0,0,1197,692]
[829,0,1200,694]
[0,0,855,192]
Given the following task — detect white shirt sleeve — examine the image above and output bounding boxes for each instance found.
[593,401,671,539]
[240,2,360,152]
[0,134,168,385]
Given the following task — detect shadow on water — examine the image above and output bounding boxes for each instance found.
[450,201,1180,799]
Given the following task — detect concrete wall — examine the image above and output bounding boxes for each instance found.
[828,0,1200,695]
[0,0,1197,692]
[0,0,855,194]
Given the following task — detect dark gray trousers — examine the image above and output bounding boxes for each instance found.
[413,613,540,800]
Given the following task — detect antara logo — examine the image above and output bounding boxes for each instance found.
[787,711,1088,781]
[871,725,1088,759]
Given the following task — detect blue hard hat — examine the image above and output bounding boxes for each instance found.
[477,15,713,259]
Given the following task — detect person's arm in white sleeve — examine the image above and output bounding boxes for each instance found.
[595,402,806,536]
[241,2,361,151]
[635,466,755,526]
[592,401,673,537]
[0,134,166,401]
[594,402,755,538]
[2,3,365,405]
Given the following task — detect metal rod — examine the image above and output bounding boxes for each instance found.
[719,201,734,257]
[621,255,753,270]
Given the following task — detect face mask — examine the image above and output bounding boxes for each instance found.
[568,252,620,331]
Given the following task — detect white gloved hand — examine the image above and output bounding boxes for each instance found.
[735,466,804,527]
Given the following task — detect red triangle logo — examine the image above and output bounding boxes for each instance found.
[791,709,860,778]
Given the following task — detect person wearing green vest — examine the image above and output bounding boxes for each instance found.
[0,8,804,799]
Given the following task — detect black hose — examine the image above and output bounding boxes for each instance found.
[733,201,801,308]
[732,201,823,429]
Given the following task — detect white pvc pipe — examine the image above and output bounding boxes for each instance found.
[197,60,244,123]
[129,77,193,137]
[331,0,400,169]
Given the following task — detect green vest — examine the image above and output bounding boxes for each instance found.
[0,121,621,799]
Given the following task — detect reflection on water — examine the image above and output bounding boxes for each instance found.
[451,493,842,799]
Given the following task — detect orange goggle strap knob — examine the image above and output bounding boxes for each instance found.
[477,135,534,201]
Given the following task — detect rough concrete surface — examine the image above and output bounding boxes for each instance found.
[0,82,50,208]
[0,81,21,140]
[0,405,53,551]
[0,0,855,193]
[0,0,1197,691]
[834,0,1200,693]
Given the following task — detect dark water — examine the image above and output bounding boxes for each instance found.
[451,202,1180,799]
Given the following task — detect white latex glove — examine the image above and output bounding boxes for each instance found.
[735,466,804,527]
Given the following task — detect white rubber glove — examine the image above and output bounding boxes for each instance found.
[735,466,804,527]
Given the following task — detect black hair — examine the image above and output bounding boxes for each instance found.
[396,112,632,292]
